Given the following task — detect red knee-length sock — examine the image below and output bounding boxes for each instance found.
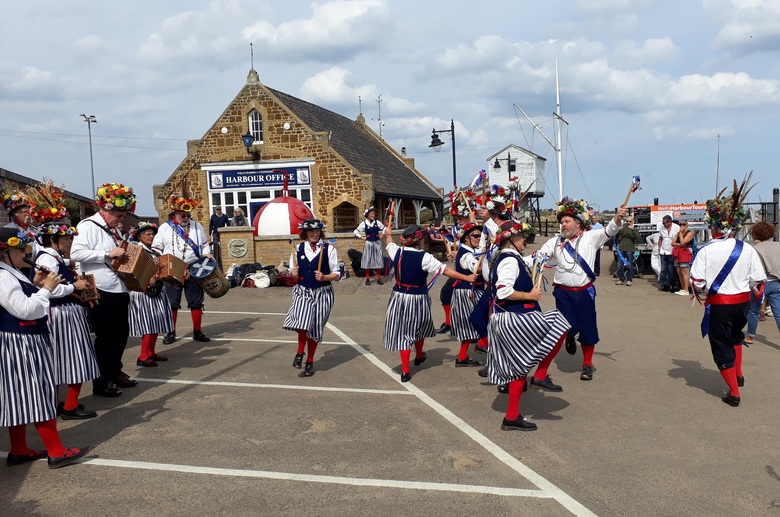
[458,340,471,361]
[63,384,82,411]
[8,425,30,455]
[171,310,178,329]
[734,344,743,378]
[32,419,66,458]
[443,305,451,325]
[535,335,565,380]
[414,339,425,359]
[721,366,740,397]
[477,336,488,349]
[140,334,156,360]
[365,270,371,280]
[375,269,382,278]
[581,344,595,367]
[505,379,525,421]
[306,339,318,362]
[191,308,203,332]
[296,330,307,354]
[400,350,411,374]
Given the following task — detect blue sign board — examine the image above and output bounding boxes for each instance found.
[209,166,310,190]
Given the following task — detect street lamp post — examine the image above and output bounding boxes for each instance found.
[429,119,457,188]
[493,151,515,180]
[80,114,97,195]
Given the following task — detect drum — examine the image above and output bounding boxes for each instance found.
[158,254,187,286]
[189,256,229,298]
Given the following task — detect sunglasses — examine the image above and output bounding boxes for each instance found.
[180,214,191,218]
[468,233,481,238]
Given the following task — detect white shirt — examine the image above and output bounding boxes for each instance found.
[152,221,211,265]
[646,233,660,258]
[537,218,620,287]
[71,213,127,293]
[353,219,385,238]
[35,247,76,298]
[386,242,445,276]
[690,238,766,295]
[298,240,339,274]
[658,223,680,256]
[0,262,52,320]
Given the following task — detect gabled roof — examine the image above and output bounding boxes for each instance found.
[268,88,442,202]
[487,144,546,162]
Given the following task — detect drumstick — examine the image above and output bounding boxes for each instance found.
[289,238,297,268]
[317,241,324,272]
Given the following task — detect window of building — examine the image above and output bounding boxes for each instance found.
[249,109,263,144]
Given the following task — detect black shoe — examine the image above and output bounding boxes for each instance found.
[722,393,740,407]
[365,279,371,285]
[47,446,91,469]
[477,368,488,378]
[530,375,563,392]
[162,332,176,344]
[413,352,427,366]
[580,365,593,381]
[292,353,304,369]
[455,356,481,367]
[302,362,315,377]
[193,331,211,342]
[660,285,670,292]
[737,376,745,387]
[501,415,537,431]
[6,449,47,466]
[474,344,488,354]
[115,373,138,388]
[92,383,122,398]
[435,323,451,334]
[376,278,384,285]
[60,405,97,420]
[56,401,64,416]
[136,357,158,367]
[565,336,577,355]
[150,354,168,362]
[400,372,411,383]
[497,384,509,394]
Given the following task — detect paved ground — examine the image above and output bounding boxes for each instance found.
[3,246,780,516]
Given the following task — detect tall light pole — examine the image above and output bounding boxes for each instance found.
[80,114,97,195]
[429,119,457,188]
[493,151,515,181]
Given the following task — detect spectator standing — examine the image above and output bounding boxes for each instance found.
[744,221,780,344]
[615,216,640,286]
[672,220,695,295]
[658,215,680,292]
[230,208,249,227]
[209,206,229,242]
[590,212,604,276]
[646,232,661,280]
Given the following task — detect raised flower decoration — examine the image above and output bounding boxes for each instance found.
[97,183,137,212]
[556,196,592,229]
[26,178,69,223]
[167,195,199,213]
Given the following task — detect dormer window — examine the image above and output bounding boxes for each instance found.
[248,109,263,144]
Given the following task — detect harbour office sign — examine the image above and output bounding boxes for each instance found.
[208,166,310,190]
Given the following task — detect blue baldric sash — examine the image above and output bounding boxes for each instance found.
[563,240,596,284]
[700,240,743,337]
[169,221,201,259]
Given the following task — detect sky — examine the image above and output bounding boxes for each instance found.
[2,0,780,215]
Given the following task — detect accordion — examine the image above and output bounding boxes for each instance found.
[112,243,158,292]
[157,254,187,286]
[74,274,100,304]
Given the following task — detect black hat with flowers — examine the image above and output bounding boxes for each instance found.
[0,227,35,250]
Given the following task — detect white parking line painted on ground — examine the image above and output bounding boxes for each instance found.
[205,338,348,345]
[78,457,552,498]
[325,322,598,517]
[136,377,412,395]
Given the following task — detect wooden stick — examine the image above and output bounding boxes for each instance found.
[622,181,635,207]
[459,190,476,223]
[317,242,324,272]
[289,238,297,268]
[386,200,396,229]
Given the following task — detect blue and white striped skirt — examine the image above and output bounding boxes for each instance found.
[283,284,335,343]
[451,288,483,341]
[49,302,100,385]
[0,332,57,426]
[129,290,175,336]
[383,291,436,351]
[486,308,571,385]
[361,240,385,269]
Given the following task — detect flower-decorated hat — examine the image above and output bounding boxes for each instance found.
[556,196,592,229]
[96,183,136,212]
[477,185,510,219]
[37,223,78,237]
[167,195,199,213]
[401,224,426,246]
[705,172,755,233]
[130,221,158,241]
[459,222,483,243]
[0,227,36,250]
[2,191,32,216]
[448,190,477,219]
[26,178,68,223]
[363,206,377,218]
[298,218,326,231]
[495,221,534,247]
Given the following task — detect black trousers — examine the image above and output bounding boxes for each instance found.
[164,276,205,311]
[440,277,455,306]
[90,290,130,388]
[708,302,749,370]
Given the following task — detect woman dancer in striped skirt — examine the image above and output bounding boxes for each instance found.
[129,222,173,367]
[354,206,386,285]
[382,225,475,382]
[284,219,340,377]
[35,223,100,420]
[450,222,487,368]
[0,228,90,468]
[487,222,571,431]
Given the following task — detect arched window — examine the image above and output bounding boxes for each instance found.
[332,202,359,232]
[248,109,263,143]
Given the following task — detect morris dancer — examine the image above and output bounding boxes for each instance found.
[153,195,212,344]
[284,219,340,377]
[35,223,99,419]
[536,197,625,382]
[487,222,571,431]
[71,183,135,398]
[382,225,475,383]
[353,206,385,285]
[449,222,487,368]
[130,222,174,367]
[0,228,90,468]
[690,177,765,407]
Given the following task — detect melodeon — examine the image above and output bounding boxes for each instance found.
[112,242,158,292]
[74,273,100,304]
[157,254,187,286]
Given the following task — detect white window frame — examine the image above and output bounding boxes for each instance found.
[249,109,263,144]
